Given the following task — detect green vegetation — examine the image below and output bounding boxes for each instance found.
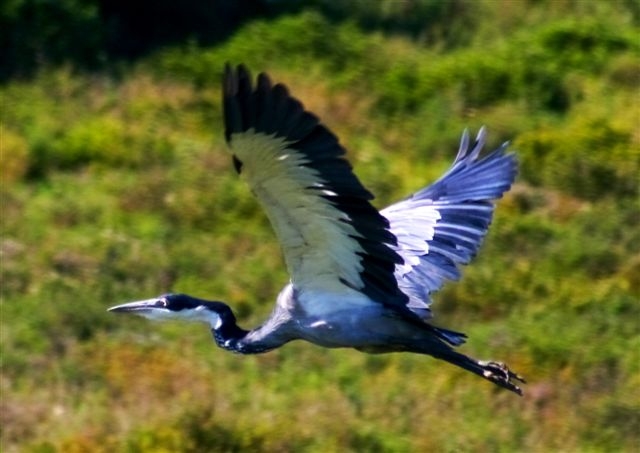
[2,1,639,451]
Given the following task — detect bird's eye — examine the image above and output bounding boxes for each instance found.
[156,298,168,307]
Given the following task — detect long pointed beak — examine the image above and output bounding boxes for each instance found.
[108,298,160,314]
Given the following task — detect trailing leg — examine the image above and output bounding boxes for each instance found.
[430,346,525,395]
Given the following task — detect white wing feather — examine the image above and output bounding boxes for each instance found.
[230,131,365,294]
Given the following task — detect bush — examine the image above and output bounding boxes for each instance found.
[0,128,29,182]
[517,116,638,200]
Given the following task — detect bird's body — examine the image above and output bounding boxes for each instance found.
[110,64,525,395]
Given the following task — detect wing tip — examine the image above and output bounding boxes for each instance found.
[223,63,249,97]
[455,126,518,163]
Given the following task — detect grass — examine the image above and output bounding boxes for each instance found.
[2,1,639,451]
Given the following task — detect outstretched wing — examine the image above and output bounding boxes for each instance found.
[223,64,407,311]
[382,128,517,320]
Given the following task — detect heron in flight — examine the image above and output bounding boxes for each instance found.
[109,64,525,395]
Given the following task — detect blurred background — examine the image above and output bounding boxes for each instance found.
[2,0,639,451]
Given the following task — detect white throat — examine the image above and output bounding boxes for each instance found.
[142,306,222,330]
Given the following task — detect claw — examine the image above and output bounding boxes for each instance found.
[478,361,526,396]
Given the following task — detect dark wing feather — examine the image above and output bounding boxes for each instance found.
[223,64,408,314]
[382,128,518,319]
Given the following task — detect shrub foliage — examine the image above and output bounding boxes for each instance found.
[2,1,639,451]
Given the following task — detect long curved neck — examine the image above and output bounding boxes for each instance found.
[211,304,295,355]
[211,320,250,352]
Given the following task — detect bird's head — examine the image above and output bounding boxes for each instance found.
[108,293,235,331]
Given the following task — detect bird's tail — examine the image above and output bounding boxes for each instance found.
[431,326,467,347]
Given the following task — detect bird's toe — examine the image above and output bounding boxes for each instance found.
[478,360,526,395]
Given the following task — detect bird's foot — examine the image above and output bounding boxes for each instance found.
[478,360,526,396]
